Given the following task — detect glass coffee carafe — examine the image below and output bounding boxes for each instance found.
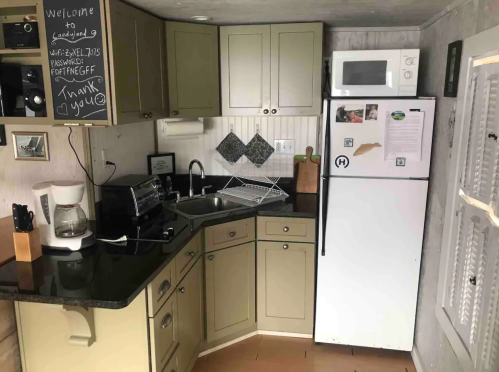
[54,203,88,238]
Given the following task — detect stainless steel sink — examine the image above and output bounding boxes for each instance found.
[167,195,247,218]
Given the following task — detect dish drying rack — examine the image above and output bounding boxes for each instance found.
[216,155,293,206]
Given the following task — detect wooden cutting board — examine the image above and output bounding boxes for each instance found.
[294,146,320,194]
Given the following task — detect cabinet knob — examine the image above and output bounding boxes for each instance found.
[208,255,215,261]
[263,109,269,114]
[161,313,173,329]
[229,231,236,238]
[148,113,153,119]
[188,251,196,258]
[271,109,277,114]
[178,287,185,293]
[172,110,179,116]
[283,244,289,250]
[142,113,149,119]
[283,226,289,232]
[158,280,171,295]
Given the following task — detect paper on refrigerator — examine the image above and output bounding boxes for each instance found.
[384,111,425,161]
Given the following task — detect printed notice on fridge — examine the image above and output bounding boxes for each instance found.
[384,111,425,161]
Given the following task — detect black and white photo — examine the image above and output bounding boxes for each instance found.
[12,132,49,161]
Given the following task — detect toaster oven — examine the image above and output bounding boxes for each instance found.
[101,175,166,217]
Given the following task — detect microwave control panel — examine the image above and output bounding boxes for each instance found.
[399,49,420,96]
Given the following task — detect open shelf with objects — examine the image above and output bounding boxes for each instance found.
[0,0,55,125]
[216,154,294,206]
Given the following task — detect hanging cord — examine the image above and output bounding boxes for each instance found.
[323,59,331,98]
[68,127,117,186]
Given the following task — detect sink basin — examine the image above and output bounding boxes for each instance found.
[167,195,247,218]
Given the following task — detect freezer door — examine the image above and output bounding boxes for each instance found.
[315,177,428,350]
[323,99,435,178]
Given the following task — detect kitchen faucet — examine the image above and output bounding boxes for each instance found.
[189,159,205,198]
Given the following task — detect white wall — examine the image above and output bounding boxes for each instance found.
[89,121,156,201]
[0,125,88,219]
[157,116,319,176]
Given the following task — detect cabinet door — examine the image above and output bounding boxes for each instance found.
[257,241,315,334]
[107,0,141,124]
[205,242,256,342]
[270,23,323,116]
[176,259,202,372]
[220,25,271,116]
[107,0,167,124]
[166,22,219,118]
[136,13,168,120]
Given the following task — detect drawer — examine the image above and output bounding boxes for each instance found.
[148,259,176,317]
[163,347,179,372]
[176,232,202,282]
[205,217,255,253]
[149,293,178,372]
[257,217,316,243]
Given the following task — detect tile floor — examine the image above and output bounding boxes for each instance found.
[192,335,417,372]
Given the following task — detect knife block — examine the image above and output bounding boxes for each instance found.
[13,229,42,262]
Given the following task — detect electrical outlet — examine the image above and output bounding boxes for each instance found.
[101,149,111,169]
[274,140,295,154]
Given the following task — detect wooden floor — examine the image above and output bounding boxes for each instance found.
[193,335,416,372]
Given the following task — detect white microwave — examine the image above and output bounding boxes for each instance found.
[331,49,420,97]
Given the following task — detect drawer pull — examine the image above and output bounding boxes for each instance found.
[178,287,185,294]
[208,255,215,261]
[229,231,236,238]
[158,280,171,295]
[283,226,289,232]
[161,313,173,329]
[283,244,289,250]
[188,251,196,258]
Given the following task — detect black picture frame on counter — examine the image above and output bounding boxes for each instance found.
[444,40,463,97]
[148,153,176,176]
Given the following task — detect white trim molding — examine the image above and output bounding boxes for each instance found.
[198,330,313,357]
[412,345,427,372]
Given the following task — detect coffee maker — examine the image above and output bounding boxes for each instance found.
[32,181,95,251]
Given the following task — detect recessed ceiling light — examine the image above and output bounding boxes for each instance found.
[191,15,212,21]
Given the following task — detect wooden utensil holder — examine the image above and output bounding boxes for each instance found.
[13,229,42,262]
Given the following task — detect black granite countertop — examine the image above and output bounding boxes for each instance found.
[0,193,317,309]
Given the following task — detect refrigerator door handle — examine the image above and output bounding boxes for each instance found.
[321,100,332,257]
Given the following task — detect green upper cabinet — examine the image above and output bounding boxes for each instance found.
[106,0,168,124]
[220,25,271,116]
[220,22,323,116]
[166,22,220,118]
[270,23,323,116]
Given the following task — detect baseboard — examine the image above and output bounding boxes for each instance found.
[198,331,259,357]
[257,330,313,339]
[411,345,426,372]
[198,330,313,357]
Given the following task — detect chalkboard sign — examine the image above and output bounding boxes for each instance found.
[44,0,108,121]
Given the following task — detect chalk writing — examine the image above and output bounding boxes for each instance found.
[44,0,107,120]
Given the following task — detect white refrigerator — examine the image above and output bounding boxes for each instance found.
[315,98,435,351]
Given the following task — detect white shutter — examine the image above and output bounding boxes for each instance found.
[470,68,499,207]
[437,27,499,372]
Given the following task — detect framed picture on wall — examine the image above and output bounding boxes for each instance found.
[148,153,175,176]
[12,132,49,161]
[444,40,463,97]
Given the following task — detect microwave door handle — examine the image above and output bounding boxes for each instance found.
[321,99,332,257]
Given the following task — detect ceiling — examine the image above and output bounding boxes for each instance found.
[123,0,456,28]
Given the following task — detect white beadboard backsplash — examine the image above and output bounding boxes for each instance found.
[157,116,320,176]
